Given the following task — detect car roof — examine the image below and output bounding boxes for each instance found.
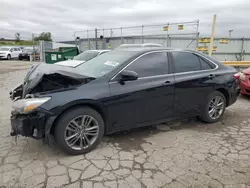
[85,50,110,53]
[116,47,201,53]
[115,47,173,53]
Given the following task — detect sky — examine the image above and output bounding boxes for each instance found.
[1,0,250,41]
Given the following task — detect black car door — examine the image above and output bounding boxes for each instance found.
[170,51,217,116]
[108,51,175,130]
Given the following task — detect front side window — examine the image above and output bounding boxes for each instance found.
[125,52,168,78]
[172,52,201,73]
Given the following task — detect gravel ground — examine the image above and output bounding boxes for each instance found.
[1,62,250,188]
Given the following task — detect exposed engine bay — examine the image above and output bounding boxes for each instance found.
[10,71,95,100]
[29,73,92,94]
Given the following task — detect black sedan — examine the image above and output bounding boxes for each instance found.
[10,48,240,155]
[19,48,39,60]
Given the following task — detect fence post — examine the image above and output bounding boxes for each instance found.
[95,28,98,50]
[121,27,123,44]
[39,40,45,62]
[240,37,245,61]
[141,25,144,43]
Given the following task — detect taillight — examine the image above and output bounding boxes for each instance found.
[233,73,240,79]
[233,72,246,81]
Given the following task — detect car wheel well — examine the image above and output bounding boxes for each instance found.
[50,103,106,135]
[216,88,229,106]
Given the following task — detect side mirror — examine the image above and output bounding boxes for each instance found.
[119,70,138,83]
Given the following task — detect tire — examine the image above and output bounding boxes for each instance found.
[199,91,226,123]
[19,56,22,60]
[7,54,11,60]
[54,107,104,155]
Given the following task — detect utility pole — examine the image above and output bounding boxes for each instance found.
[32,33,35,61]
[228,29,233,37]
[208,15,217,56]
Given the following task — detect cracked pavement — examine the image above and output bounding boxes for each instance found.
[1,62,250,188]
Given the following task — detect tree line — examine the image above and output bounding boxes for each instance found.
[14,32,52,42]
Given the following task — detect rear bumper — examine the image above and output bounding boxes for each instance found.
[227,81,240,106]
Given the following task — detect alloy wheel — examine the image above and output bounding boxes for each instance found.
[208,96,225,119]
[64,115,99,150]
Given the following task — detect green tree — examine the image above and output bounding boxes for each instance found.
[15,33,20,42]
[34,32,52,41]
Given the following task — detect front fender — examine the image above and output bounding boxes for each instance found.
[44,99,108,140]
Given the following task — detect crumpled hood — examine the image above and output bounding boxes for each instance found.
[55,60,85,67]
[22,62,93,96]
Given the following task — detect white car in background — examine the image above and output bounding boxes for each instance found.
[0,46,22,60]
[55,50,110,67]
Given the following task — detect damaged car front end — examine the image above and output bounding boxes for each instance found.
[10,62,95,141]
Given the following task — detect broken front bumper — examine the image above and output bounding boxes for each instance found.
[10,110,48,139]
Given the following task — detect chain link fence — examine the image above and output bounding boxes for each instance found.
[73,20,199,51]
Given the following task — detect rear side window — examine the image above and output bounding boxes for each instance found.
[200,57,214,70]
[125,52,168,78]
[172,52,215,73]
[172,52,200,73]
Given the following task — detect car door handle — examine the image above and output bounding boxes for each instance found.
[163,81,172,86]
[208,74,215,79]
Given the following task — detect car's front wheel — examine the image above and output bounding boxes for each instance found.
[54,107,104,155]
[7,54,11,60]
[199,91,226,123]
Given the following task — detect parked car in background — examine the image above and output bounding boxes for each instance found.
[19,47,39,61]
[55,50,110,67]
[233,67,250,95]
[0,46,22,60]
[10,47,239,155]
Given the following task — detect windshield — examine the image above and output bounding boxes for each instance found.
[0,47,10,51]
[76,50,138,78]
[73,51,99,61]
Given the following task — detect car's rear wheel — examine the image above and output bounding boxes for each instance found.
[199,91,226,123]
[54,107,104,155]
[7,54,11,60]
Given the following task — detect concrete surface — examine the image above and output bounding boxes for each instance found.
[1,62,250,188]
